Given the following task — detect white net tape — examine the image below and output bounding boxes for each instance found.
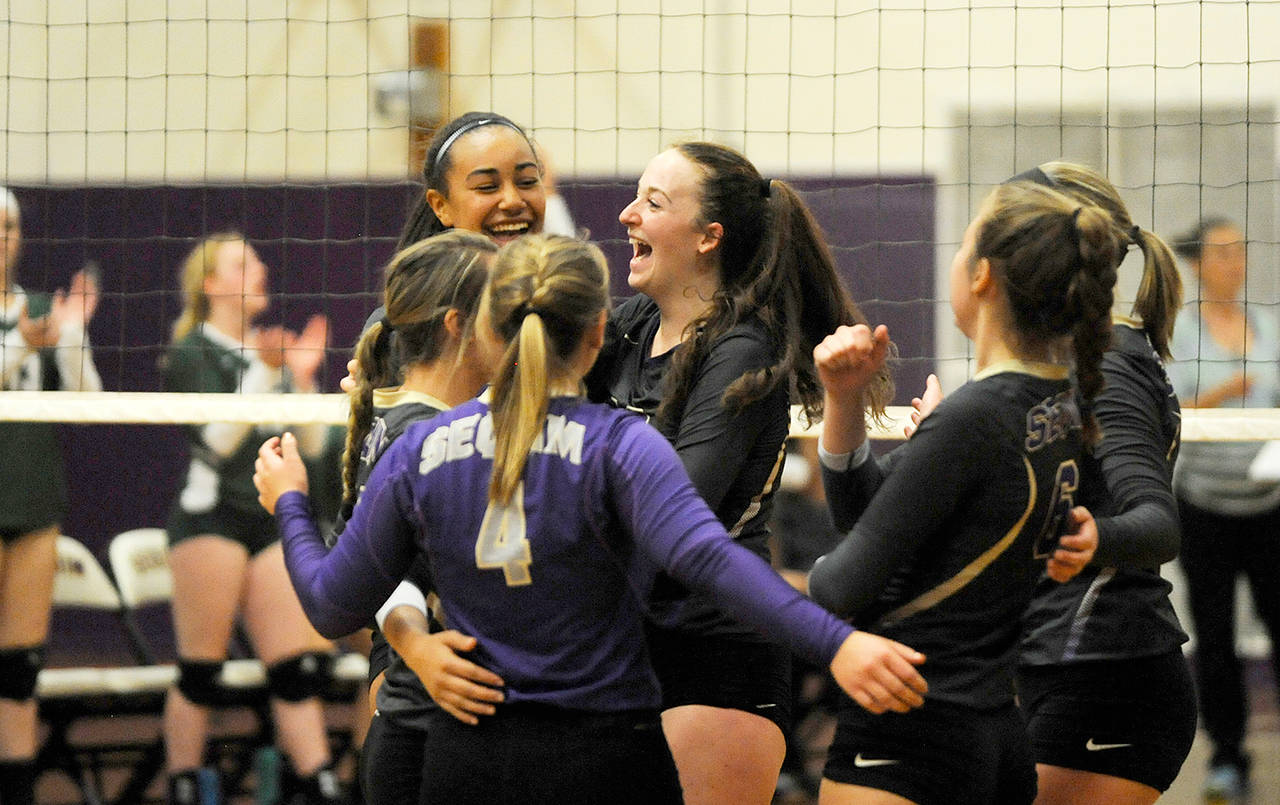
[4,391,1278,442]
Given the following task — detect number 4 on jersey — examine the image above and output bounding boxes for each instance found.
[475,483,533,586]
[1033,460,1078,559]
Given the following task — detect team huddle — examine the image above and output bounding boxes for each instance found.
[0,110,1200,805]
[250,112,1193,805]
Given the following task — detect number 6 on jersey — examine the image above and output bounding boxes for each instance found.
[1033,460,1079,559]
[476,483,534,586]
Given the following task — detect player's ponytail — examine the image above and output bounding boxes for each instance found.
[978,183,1120,444]
[486,234,609,505]
[1067,205,1121,445]
[171,232,246,342]
[340,231,495,507]
[1038,162,1183,360]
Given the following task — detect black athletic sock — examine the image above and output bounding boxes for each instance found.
[0,759,37,805]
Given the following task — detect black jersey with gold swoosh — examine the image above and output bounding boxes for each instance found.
[811,362,1083,708]
[1020,321,1187,665]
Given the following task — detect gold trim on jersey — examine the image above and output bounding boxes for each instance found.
[879,455,1037,626]
[373,386,452,412]
[973,360,1070,382]
[727,442,786,539]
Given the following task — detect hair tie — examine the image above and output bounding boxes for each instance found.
[514,301,538,321]
[1068,207,1083,251]
[760,178,772,198]
[379,316,396,333]
[1129,224,1142,245]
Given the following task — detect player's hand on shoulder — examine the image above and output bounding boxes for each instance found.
[253,432,310,513]
[829,631,927,715]
[339,358,361,395]
[903,373,943,438]
[1046,505,1097,583]
[813,324,891,402]
[400,629,506,726]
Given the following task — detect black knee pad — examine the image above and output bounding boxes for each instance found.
[0,645,44,700]
[177,659,226,707]
[267,652,333,702]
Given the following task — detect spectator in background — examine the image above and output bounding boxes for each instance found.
[160,233,342,805]
[1168,217,1280,802]
[0,187,102,805]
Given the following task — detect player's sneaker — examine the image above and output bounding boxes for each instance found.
[1202,762,1248,803]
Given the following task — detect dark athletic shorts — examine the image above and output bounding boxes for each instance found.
[1,523,57,544]
[421,703,682,804]
[167,502,278,556]
[824,698,1036,805]
[362,710,427,805]
[645,623,792,733]
[1016,649,1196,792]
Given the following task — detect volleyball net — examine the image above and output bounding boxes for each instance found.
[2,3,1279,516]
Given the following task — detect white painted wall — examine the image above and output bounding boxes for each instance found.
[1,0,1275,182]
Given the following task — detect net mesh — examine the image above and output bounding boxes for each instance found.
[1,2,1278,537]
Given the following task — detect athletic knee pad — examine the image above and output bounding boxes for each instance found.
[176,659,226,707]
[0,645,44,700]
[266,652,332,702]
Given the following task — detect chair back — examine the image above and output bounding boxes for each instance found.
[108,528,173,609]
[53,536,123,611]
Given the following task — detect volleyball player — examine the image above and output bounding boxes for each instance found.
[0,187,101,805]
[586,141,892,805]
[395,110,570,250]
[808,182,1116,805]
[161,234,341,805]
[334,230,501,805]
[329,113,566,792]
[255,233,928,805]
[336,113,568,794]
[1013,163,1195,805]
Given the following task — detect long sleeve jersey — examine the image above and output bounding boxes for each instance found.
[1020,321,1188,665]
[811,362,1082,708]
[276,396,851,713]
[586,293,790,636]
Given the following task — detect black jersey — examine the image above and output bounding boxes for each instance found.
[334,387,449,729]
[587,294,790,636]
[810,362,1083,708]
[1020,322,1188,665]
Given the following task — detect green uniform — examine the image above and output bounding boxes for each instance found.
[162,324,316,555]
[0,288,99,538]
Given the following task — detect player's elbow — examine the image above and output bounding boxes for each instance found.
[807,557,852,618]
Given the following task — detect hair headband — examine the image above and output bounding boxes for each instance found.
[434,118,529,168]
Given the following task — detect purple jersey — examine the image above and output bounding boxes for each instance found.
[277,395,853,712]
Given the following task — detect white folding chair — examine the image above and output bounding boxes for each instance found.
[37,535,176,805]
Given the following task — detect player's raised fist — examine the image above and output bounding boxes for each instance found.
[813,323,891,399]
